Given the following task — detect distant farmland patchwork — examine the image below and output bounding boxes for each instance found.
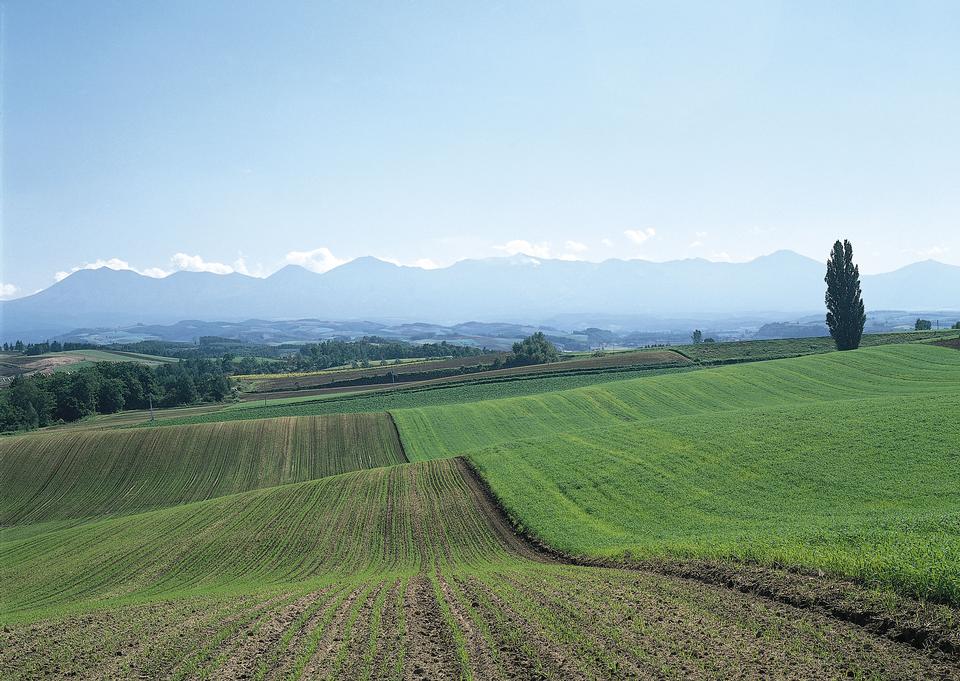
[237,349,689,397]
[3,341,960,678]
[0,348,176,381]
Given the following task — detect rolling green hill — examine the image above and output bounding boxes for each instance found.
[0,413,406,533]
[0,459,512,619]
[393,345,960,601]
[394,343,960,458]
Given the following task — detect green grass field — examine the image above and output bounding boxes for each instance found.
[393,344,960,601]
[394,344,958,457]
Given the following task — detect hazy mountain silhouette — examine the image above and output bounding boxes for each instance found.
[2,251,957,341]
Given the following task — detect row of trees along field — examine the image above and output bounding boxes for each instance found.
[234,338,486,374]
[1,340,98,355]
[0,359,231,432]
[915,319,960,331]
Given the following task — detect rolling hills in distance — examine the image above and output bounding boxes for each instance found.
[3,250,958,342]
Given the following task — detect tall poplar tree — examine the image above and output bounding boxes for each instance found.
[824,239,866,350]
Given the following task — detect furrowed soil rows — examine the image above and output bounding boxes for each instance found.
[4,458,958,679]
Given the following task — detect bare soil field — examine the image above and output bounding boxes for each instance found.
[0,353,84,379]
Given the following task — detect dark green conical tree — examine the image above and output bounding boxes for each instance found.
[824,239,866,350]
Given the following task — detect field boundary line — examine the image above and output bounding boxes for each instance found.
[386,412,410,463]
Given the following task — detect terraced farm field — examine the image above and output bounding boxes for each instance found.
[4,459,955,679]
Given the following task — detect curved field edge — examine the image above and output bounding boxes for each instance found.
[0,412,406,529]
[392,345,960,603]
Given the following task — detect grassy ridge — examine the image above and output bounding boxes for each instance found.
[142,365,699,428]
[469,394,960,601]
[0,413,405,530]
[394,344,960,601]
[394,344,960,459]
[0,459,522,620]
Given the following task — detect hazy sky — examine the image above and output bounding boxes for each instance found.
[2,1,958,299]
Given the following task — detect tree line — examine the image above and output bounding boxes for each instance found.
[236,339,485,374]
[0,359,231,432]
[2,341,100,355]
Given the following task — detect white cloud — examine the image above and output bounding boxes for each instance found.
[600,238,614,247]
[688,241,704,248]
[624,228,656,245]
[709,251,733,262]
[495,239,591,261]
[413,258,439,269]
[54,258,171,282]
[171,253,235,275]
[230,256,266,277]
[0,282,20,299]
[495,239,553,259]
[284,247,348,273]
[917,245,949,259]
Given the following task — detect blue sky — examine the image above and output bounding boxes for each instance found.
[2,0,958,298]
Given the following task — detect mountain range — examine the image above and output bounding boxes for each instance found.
[2,251,958,342]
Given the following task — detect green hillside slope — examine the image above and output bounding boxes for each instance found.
[0,459,512,620]
[0,413,405,531]
[394,344,960,458]
[394,345,960,601]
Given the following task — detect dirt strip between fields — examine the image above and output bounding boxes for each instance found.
[386,411,411,463]
[455,456,960,664]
